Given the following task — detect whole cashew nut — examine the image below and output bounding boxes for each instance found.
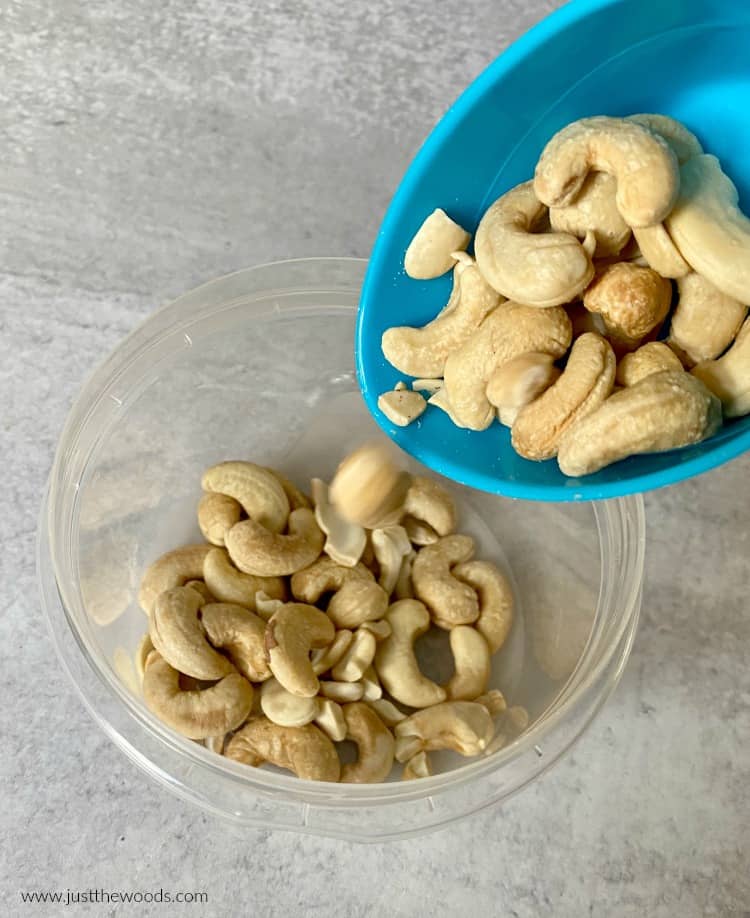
[224,717,340,782]
[534,115,679,228]
[616,341,685,388]
[259,678,318,727]
[203,547,287,611]
[202,461,289,534]
[340,702,395,783]
[669,273,748,367]
[474,181,594,307]
[143,653,253,740]
[402,476,456,537]
[411,534,478,629]
[549,171,631,257]
[197,492,242,546]
[225,508,324,577]
[311,478,366,568]
[201,601,272,682]
[692,316,750,418]
[265,603,335,697]
[138,544,212,615]
[453,560,514,654]
[443,626,491,701]
[329,442,412,530]
[394,701,495,757]
[404,208,471,279]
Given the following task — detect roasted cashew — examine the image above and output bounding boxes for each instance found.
[371,525,412,595]
[311,629,354,675]
[260,678,318,727]
[382,259,501,377]
[314,698,347,741]
[394,701,494,758]
[443,300,572,430]
[311,478,366,567]
[474,181,593,306]
[402,751,433,780]
[225,508,324,577]
[331,629,377,682]
[669,273,747,366]
[404,208,471,279]
[318,680,365,703]
[374,599,447,708]
[329,442,411,530]
[138,544,212,615]
[203,547,287,611]
[616,342,685,388]
[512,332,616,461]
[402,475,456,537]
[143,653,253,740]
[149,586,234,680]
[485,352,561,417]
[534,116,679,228]
[411,534,478,629]
[626,113,703,165]
[549,171,631,257]
[225,717,340,782]
[201,601,271,682]
[197,492,242,547]
[202,461,289,534]
[558,370,722,476]
[340,702,395,783]
[665,154,750,303]
[265,603,335,697]
[291,556,388,628]
[378,389,427,427]
[453,560,514,653]
[266,468,312,511]
[692,316,750,417]
[402,517,438,546]
[443,626,491,701]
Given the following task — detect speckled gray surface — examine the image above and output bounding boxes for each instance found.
[2,0,749,915]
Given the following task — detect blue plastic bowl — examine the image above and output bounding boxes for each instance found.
[356,0,750,501]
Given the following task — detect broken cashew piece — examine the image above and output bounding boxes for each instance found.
[265,603,335,698]
[558,370,722,476]
[311,478,366,568]
[393,549,416,600]
[402,517,439,546]
[260,678,318,727]
[201,601,271,682]
[669,273,747,367]
[329,442,412,530]
[340,702,395,783]
[512,333,616,461]
[412,378,443,396]
[549,171,631,257]
[197,492,242,546]
[314,698,347,741]
[377,389,427,427]
[138,544,212,615]
[443,626,491,701]
[359,619,392,642]
[225,717,340,782]
[291,556,388,628]
[395,701,495,757]
[225,508,324,577]
[692,316,750,418]
[402,750,433,780]
[331,628,377,682]
[368,698,407,726]
[475,689,508,717]
[453,560,514,654]
[475,180,593,307]
[616,342,685,388]
[318,680,365,703]
[371,525,412,595]
[202,461,289,534]
[311,629,354,675]
[253,591,285,622]
[203,547,286,611]
[404,208,471,279]
[486,352,561,417]
[360,665,382,701]
[411,534,478,629]
[403,475,456,537]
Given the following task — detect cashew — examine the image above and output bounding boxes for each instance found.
[377,390,427,427]
[549,171,631,257]
[318,680,365,703]
[394,734,424,763]
[411,534,478,629]
[134,632,154,684]
[557,370,722,476]
[359,619,392,642]
[393,549,416,599]
[567,302,606,339]
[403,475,456,537]
[201,602,271,682]
[291,556,388,628]
[264,603,334,697]
[374,599,447,708]
[143,653,253,740]
[534,115,679,228]
[485,352,561,415]
[443,300,573,430]
[668,273,747,366]
[402,751,433,780]
[616,341,685,387]
[692,316,750,417]
[404,208,471,279]
[394,701,495,757]
[665,154,750,303]
[626,113,703,165]
[254,591,285,622]
[330,628,377,683]
[382,260,501,377]
[402,516,439,546]
[225,717,340,782]
[202,461,289,534]
[368,698,407,726]
[340,702,395,783]
[197,492,243,547]
[203,547,286,611]
[632,224,690,278]
[411,378,444,395]
[311,629,354,675]
[512,333,616,460]
[371,525,412,594]
[138,545,212,615]
[226,508,324,577]
[452,560,514,653]
[427,386,465,427]
[474,180,593,307]
[149,586,234,680]
[329,442,411,530]
[360,665,382,701]
[266,468,312,511]
[311,478,366,568]
[444,626,491,701]
[260,678,318,727]
[475,689,508,717]
[314,698,347,741]
[184,580,216,604]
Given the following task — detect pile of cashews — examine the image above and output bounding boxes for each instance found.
[379,113,750,477]
[133,443,526,783]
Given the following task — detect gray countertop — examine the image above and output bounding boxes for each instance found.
[2,1,748,915]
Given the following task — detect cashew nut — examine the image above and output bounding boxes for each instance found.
[485,352,561,416]
[443,300,572,430]
[393,548,416,600]
[368,698,407,726]
[203,547,287,611]
[626,113,703,165]
[411,534,478,629]
[202,461,289,534]
[692,316,750,417]
[253,591,285,621]
[329,441,411,530]
[291,556,388,628]
[340,702,395,783]
[184,580,216,604]
[314,698,347,741]
[265,603,335,697]
[534,115,679,228]
[377,389,427,427]
[567,302,607,339]
[394,701,495,757]
[452,560,514,653]
[549,171,631,257]
[311,629,354,675]
[616,341,685,388]
[201,601,271,682]
[371,525,412,595]
[197,492,242,547]
[225,508,324,577]
[149,586,234,680]
[558,370,722,476]
[394,734,424,763]
[668,273,747,366]
[330,628,377,682]
[359,619,392,642]
[402,475,456,537]
[374,599,447,708]
[360,665,382,701]
[402,751,433,780]
[266,468,312,511]
[382,260,501,377]
[318,680,365,703]
[311,478,366,568]
[260,678,318,727]
[411,378,444,395]
[404,208,471,279]
[402,517,439,546]
[225,717,340,782]
[632,224,690,279]
[512,332,616,460]
[443,626,491,701]
[475,689,508,717]
[426,385,466,427]
[138,544,212,615]
[143,653,253,740]
[474,180,594,307]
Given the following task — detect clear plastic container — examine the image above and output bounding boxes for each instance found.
[39,258,644,841]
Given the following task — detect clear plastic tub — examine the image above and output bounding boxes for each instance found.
[39,258,644,841]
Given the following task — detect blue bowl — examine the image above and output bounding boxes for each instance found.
[356,0,750,501]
